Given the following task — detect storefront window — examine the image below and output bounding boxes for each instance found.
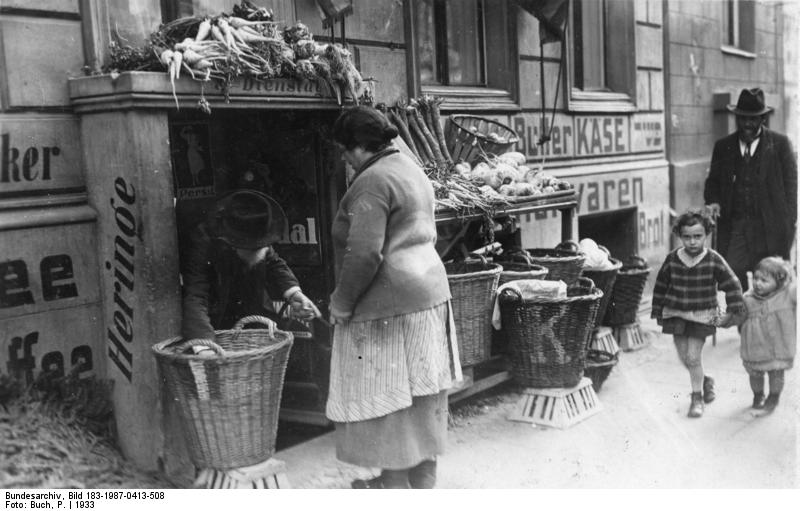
[161,0,239,20]
[568,0,635,112]
[412,0,518,110]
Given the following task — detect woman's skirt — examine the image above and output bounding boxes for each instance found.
[334,390,448,469]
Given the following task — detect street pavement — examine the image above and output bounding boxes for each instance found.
[277,315,798,489]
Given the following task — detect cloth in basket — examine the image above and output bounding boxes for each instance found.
[491,279,567,330]
[152,315,293,470]
[499,277,602,388]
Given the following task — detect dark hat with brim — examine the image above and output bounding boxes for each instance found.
[209,190,287,249]
[727,87,773,116]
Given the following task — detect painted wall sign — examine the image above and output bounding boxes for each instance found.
[631,112,665,152]
[1,18,85,107]
[0,115,84,195]
[512,113,664,161]
[169,122,215,200]
[228,78,341,99]
[1,305,102,386]
[0,222,99,320]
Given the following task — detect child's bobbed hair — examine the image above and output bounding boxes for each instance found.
[672,208,715,236]
[754,256,792,288]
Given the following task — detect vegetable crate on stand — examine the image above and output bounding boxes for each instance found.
[602,261,652,352]
[445,259,502,367]
[582,258,623,363]
[152,316,293,488]
[499,278,604,428]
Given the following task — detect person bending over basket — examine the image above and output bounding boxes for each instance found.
[181,189,320,353]
[651,208,744,418]
[327,106,462,489]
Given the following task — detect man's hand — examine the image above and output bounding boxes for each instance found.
[706,203,721,219]
[288,290,322,321]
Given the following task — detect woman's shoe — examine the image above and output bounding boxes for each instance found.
[351,476,385,489]
[688,392,704,418]
[752,392,766,409]
[352,470,410,489]
[408,459,437,489]
[702,375,716,403]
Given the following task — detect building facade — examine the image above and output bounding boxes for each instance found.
[0,0,794,474]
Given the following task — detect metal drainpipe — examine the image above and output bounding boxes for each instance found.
[662,0,675,250]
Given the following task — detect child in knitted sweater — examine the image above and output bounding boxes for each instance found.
[652,209,745,418]
[736,257,796,412]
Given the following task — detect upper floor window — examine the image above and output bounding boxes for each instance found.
[568,0,635,112]
[722,0,756,56]
[411,0,518,110]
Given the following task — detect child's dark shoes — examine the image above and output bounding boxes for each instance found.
[763,394,780,413]
[752,392,766,409]
[702,375,716,403]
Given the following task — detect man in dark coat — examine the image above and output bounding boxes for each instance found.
[704,88,797,289]
[181,190,319,350]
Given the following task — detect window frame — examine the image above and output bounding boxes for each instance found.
[721,0,756,58]
[566,0,636,113]
[406,0,520,111]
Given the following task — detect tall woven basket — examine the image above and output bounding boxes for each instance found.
[526,248,586,286]
[152,316,293,470]
[603,266,651,326]
[445,258,502,367]
[499,277,602,388]
[581,257,622,329]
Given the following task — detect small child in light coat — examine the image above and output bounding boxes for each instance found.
[735,257,796,412]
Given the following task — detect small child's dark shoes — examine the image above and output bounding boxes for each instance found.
[752,392,766,409]
[763,394,780,413]
[702,375,716,403]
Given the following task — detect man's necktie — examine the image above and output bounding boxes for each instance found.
[743,143,751,163]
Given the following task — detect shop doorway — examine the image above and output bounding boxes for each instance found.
[578,207,639,261]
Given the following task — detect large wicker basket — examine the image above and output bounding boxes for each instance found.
[602,266,651,326]
[499,277,602,388]
[526,248,586,286]
[152,316,293,470]
[498,261,549,286]
[445,258,502,367]
[583,349,619,392]
[445,115,519,165]
[581,257,622,329]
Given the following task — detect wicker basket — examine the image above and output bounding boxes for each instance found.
[152,316,293,470]
[499,277,602,388]
[581,257,622,329]
[583,349,619,392]
[602,266,651,326]
[498,261,549,286]
[445,115,519,165]
[526,248,586,286]
[445,258,502,367]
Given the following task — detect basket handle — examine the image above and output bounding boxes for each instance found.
[499,287,524,302]
[234,315,277,335]
[181,338,225,356]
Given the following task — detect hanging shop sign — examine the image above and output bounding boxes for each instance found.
[169,121,215,200]
[0,115,84,197]
[512,112,665,160]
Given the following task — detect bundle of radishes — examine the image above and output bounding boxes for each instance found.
[453,152,573,198]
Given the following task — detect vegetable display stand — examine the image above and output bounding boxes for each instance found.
[615,322,648,352]
[499,277,602,388]
[194,458,290,489]
[583,350,619,392]
[445,115,519,165]
[525,249,586,287]
[508,377,602,429]
[588,326,620,356]
[445,259,502,367]
[152,316,293,470]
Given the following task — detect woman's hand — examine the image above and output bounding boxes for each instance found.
[289,290,322,321]
[328,303,352,325]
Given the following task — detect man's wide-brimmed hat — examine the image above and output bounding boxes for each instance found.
[209,190,287,249]
[727,88,773,116]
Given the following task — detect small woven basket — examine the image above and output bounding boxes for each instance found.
[583,349,619,392]
[499,277,602,388]
[581,257,623,329]
[445,258,502,367]
[602,266,651,326]
[152,316,293,470]
[526,248,586,286]
[445,115,519,165]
